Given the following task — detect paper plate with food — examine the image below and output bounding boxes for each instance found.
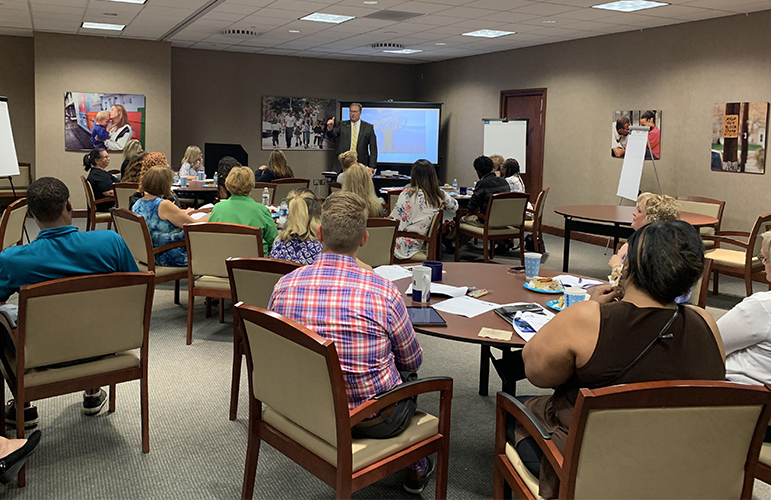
[546,297,564,311]
[523,277,564,294]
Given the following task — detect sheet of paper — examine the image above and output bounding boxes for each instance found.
[374,265,412,282]
[198,203,215,210]
[552,274,603,289]
[431,295,499,318]
[512,310,555,341]
[478,327,513,342]
[405,283,468,298]
[190,212,208,220]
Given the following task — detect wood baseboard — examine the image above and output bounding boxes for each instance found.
[542,224,618,248]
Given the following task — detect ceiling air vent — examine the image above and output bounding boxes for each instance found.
[363,10,425,22]
[371,42,404,49]
[221,29,259,37]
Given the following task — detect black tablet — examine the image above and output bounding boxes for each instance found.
[407,306,447,327]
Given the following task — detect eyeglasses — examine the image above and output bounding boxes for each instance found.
[757,253,768,264]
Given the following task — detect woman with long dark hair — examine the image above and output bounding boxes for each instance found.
[83,149,118,212]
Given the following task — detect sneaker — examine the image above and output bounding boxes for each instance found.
[82,389,107,415]
[403,457,436,495]
[4,401,39,429]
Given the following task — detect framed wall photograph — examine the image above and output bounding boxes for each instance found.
[64,92,145,151]
[711,102,767,174]
[262,96,336,151]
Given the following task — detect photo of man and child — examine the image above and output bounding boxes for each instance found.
[64,92,145,152]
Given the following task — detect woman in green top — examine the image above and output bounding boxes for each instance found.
[208,166,278,255]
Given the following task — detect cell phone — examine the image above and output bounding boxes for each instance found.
[508,266,525,274]
[514,318,536,334]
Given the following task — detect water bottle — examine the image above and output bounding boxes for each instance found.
[213,171,218,185]
[452,178,458,191]
[278,198,288,224]
[173,173,179,185]
[261,187,270,206]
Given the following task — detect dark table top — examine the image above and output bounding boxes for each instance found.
[554,205,718,227]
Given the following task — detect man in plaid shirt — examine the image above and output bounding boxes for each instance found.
[270,191,433,494]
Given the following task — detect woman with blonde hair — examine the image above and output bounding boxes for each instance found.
[336,150,358,183]
[490,154,505,176]
[120,139,143,177]
[342,163,384,217]
[255,149,294,183]
[270,188,322,265]
[179,145,204,177]
[208,166,278,255]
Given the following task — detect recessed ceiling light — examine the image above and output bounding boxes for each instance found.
[300,12,355,24]
[383,49,423,54]
[542,20,556,24]
[81,21,125,31]
[288,29,301,33]
[363,1,378,4]
[435,42,446,45]
[592,1,668,12]
[102,0,147,3]
[462,29,515,38]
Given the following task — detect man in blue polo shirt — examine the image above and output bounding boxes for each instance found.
[0,177,139,428]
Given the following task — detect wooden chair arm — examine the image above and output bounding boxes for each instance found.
[702,234,749,250]
[349,376,453,427]
[396,230,431,243]
[454,208,484,224]
[496,392,565,478]
[153,240,187,255]
[714,230,750,238]
[94,196,115,206]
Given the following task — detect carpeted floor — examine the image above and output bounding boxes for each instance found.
[2,221,768,499]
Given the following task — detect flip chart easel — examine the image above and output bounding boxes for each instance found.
[0,97,27,243]
[616,125,662,202]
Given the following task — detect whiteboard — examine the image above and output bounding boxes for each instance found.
[0,98,20,178]
[616,128,648,201]
[483,119,527,173]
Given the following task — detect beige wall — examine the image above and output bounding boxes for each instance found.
[34,32,171,208]
[418,10,771,232]
[0,35,35,170]
[171,48,418,181]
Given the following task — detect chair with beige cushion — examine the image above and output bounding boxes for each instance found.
[676,196,725,250]
[703,212,771,297]
[387,189,403,214]
[0,272,154,486]
[395,210,443,263]
[112,208,187,305]
[357,218,398,268]
[225,257,301,421]
[455,192,529,264]
[0,198,27,251]
[328,182,342,195]
[757,443,771,485]
[81,175,113,231]
[235,304,453,500]
[113,182,139,210]
[273,178,310,203]
[250,182,276,205]
[495,381,771,500]
[524,187,549,254]
[0,163,31,204]
[687,258,713,309]
[184,222,263,345]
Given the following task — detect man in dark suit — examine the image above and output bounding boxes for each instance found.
[326,103,378,173]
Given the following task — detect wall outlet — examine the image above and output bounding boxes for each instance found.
[319,179,326,185]
[312,179,318,185]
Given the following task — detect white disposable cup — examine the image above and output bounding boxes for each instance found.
[180,176,188,187]
[564,287,588,307]
[524,252,542,280]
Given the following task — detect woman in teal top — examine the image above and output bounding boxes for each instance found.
[209,166,278,255]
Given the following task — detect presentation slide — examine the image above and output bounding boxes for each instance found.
[342,104,440,164]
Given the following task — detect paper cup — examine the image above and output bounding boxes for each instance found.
[564,287,588,307]
[180,176,188,187]
[198,171,205,181]
[524,252,542,280]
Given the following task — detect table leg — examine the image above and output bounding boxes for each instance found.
[479,345,491,396]
[490,348,525,396]
[562,217,572,272]
[613,224,620,253]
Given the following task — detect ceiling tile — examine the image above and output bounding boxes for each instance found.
[0,27,33,36]
[475,11,541,23]
[389,1,455,14]
[436,6,498,18]
[512,3,581,15]
[464,0,535,9]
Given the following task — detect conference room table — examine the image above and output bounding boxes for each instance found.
[392,262,600,396]
[172,179,218,208]
[554,205,720,273]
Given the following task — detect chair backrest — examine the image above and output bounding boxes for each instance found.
[387,189,403,214]
[236,304,349,447]
[688,258,713,308]
[424,209,444,260]
[184,222,264,278]
[18,272,154,370]
[531,186,550,231]
[114,182,139,210]
[250,182,276,205]
[748,213,771,262]
[0,197,27,251]
[226,257,301,308]
[676,196,725,235]
[485,192,530,228]
[563,381,771,499]
[329,182,342,195]
[274,178,310,203]
[0,164,31,190]
[358,218,398,268]
[81,175,97,212]
[112,208,153,268]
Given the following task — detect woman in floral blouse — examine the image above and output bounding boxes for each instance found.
[390,159,458,260]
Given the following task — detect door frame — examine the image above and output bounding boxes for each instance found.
[499,88,547,200]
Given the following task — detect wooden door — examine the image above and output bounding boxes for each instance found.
[500,89,546,200]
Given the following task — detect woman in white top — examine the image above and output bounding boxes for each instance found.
[179,145,203,177]
[389,159,458,260]
[717,231,771,386]
[501,158,525,193]
[104,104,133,150]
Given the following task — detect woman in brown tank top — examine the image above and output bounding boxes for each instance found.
[513,220,726,499]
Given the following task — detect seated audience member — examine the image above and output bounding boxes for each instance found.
[120,139,143,178]
[122,151,147,183]
[467,155,509,217]
[127,152,181,210]
[255,149,294,183]
[270,189,322,265]
[501,158,525,193]
[336,150,358,183]
[179,145,204,178]
[83,149,118,212]
[269,191,433,494]
[390,159,458,260]
[718,231,771,388]
[511,221,724,499]
[0,431,41,484]
[342,163,385,217]
[131,166,208,267]
[0,177,140,426]
[489,154,504,176]
[208,166,277,256]
[215,156,242,200]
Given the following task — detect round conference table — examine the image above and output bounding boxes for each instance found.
[393,262,599,396]
[554,205,719,273]
[172,179,218,208]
